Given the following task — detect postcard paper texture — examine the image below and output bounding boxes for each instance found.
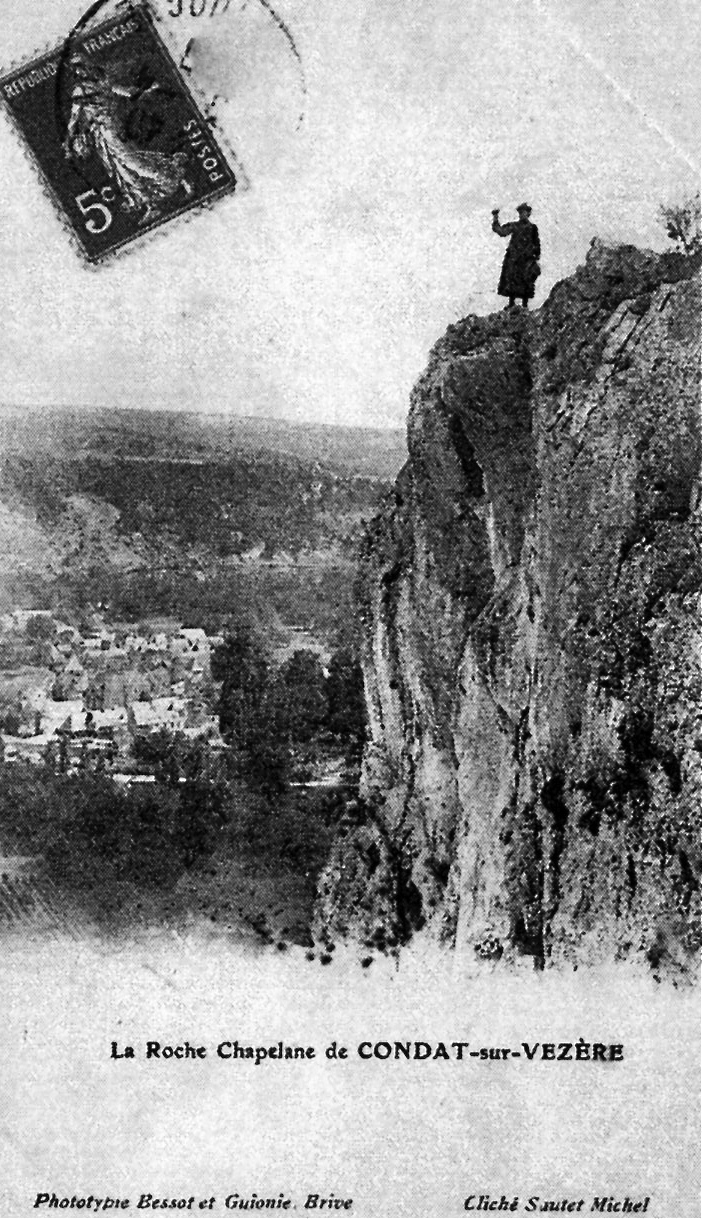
[0,1,699,1217]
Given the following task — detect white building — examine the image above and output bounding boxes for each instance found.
[129,697,188,735]
[179,628,208,651]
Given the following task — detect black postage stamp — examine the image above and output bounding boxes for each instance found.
[1,4,237,262]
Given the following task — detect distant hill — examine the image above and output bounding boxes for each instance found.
[0,408,407,639]
[0,408,407,481]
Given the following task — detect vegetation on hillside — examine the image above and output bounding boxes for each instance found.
[0,453,383,558]
[0,618,365,911]
[0,428,395,638]
[211,621,365,793]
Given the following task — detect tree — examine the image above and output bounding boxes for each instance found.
[133,728,184,787]
[660,193,701,256]
[212,619,289,795]
[1,707,21,736]
[326,647,366,755]
[57,733,69,774]
[279,650,328,744]
[25,615,54,642]
[211,619,270,745]
[68,780,183,889]
[246,672,291,795]
[172,739,229,867]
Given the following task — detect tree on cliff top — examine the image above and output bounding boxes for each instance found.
[660,192,701,255]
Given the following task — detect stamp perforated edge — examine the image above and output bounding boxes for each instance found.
[0,0,248,269]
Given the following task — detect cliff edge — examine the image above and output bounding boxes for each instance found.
[315,240,701,976]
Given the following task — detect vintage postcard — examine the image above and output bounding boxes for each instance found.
[0,0,699,1216]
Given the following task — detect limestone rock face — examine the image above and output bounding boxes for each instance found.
[315,241,701,976]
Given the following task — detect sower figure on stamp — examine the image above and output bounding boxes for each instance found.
[64,54,194,225]
[492,202,541,309]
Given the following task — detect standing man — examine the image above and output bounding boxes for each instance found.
[492,203,541,309]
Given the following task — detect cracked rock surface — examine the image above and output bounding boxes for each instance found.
[314,240,701,977]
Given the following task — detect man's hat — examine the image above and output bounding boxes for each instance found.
[517,202,532,214]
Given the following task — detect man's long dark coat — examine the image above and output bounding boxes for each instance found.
[492,216,541,299]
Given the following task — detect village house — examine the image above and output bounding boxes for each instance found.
[0,612,227,774]
[91,707,130,749]
[180,627,208,650]
[53,620,81,644]
[0,666,54,734]
[182,717,224,746]
[123,632,146,654]
[2,735,54,766]
[84,632,111,654]
[52,653,88,700]
[39,698,85,737]
[53,708,129,762]
[4,609,53,633]
[84,649,174,709]
[128,697,189,737]
[48,643,66,669]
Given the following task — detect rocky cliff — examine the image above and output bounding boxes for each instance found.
[315,240,701,976]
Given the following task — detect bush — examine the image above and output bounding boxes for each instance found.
[48,779,184,889]
[279,650,328,744]
[660,193,701,256]
[326,647,366,751]
[0,763,226,891]
[226,783,345,874]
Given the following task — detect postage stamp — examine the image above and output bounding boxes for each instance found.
[0,4,237,262]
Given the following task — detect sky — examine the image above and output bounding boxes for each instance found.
[0,0,699,429]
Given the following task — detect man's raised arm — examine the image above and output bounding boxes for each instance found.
[491,209,515,237]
